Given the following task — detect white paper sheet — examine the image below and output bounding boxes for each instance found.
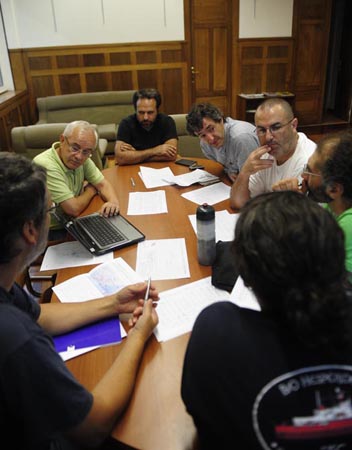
[53,257,142,303]
[127,190,167,215]
[188,210,239,242]
[139,166,174,188]
[153,277,230,342]
[40,241,113,271]
[181,182,231,205]
[135,238,190,280]
[229,275,260,311]
[164,169,219,187]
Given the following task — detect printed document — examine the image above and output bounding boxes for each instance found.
[188,210,239,242]
[136,238,190,280]
[229,275,260,311]
[181,182,231,205]
[164,169,219,187]
[153,277,230,342]
[40,241,113,271]
[139,166,174,188]
[53,257,142,303]
[127,190,167,215]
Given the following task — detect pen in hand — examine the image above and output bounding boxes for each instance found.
[143,276,151,310]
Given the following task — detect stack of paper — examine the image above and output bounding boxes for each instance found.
[164,169,220,187]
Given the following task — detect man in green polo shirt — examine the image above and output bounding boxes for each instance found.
[34,120,120,236]
[272,130,352,275]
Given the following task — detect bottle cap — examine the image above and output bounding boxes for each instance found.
[196,203,215,221]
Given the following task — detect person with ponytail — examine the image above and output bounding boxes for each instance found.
[182,191,352,450]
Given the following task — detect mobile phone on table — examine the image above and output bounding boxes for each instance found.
[175,159,197,167]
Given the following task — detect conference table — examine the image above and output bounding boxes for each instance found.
[54,158,233,450]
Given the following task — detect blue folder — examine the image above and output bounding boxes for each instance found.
[53,316,122,353]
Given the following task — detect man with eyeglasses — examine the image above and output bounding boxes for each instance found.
[186,103,259,182]
[230,98,316,209]
[272,131,352,274]
[34,121,120,235]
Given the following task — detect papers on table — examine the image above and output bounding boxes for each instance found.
[127,190,167,215]
[181,182,231,205]
[188,210,239,242]
[136,238,190,280]
[139,166,174,188]
[229,275,260,311]
[40,241,113,271]
[53,257,142,303]
[153,277,230,342]
[164,169,220,187]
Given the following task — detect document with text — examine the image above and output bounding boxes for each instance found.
[136,238,190,280]
[53,257,142,303]
[164,169,219,187]
[181,182,231,205]
[153,277,230,342]
[139,166,174,188]
[40,241,113,271]
[127,190,167,215]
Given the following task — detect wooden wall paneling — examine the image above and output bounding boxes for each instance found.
[213,27,228,92]
[292,0,332,124]
[193,28,210,93]
[0,90,30,151]
[9,41,190,122]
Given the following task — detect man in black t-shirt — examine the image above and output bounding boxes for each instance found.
[115,88,178,165]
[0,153,159,450]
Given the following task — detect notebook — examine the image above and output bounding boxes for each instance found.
[53,209,145,255]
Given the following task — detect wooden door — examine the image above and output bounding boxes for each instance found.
[292,0,332,125]
[185,0,233,116]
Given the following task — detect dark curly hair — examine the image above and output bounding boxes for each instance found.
[132,88,162,110]
[186,103,225,136]
[0,153,47,263]
[233,191,352,354]
[316,131,352,199]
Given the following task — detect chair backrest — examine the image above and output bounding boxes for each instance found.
[11,123,105,170]
[170,114,203,158]
[37,90,135,126]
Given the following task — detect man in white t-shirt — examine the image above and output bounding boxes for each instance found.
[230,98,316,210]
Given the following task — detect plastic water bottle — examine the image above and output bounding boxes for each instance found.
[196,203,216,265]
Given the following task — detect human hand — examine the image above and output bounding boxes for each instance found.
[128,298,159,341]
[99,201,120,217]
[156,144,178,159]
[272,177,305,193]
[114,282,159,315]
[120,143,136,152]
[241,145,274,175]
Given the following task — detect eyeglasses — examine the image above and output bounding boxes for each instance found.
[255,118,294,137]
[64,136,93,157]
[301,164,322,177]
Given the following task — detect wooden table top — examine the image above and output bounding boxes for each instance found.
[55,159,232,450]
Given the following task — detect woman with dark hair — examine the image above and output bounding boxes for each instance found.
[182,191,352,450]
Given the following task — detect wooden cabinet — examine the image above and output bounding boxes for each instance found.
[0,90,30,151]
[237,92,295,123]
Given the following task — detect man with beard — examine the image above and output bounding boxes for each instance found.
[230,98,316,209]
[115,88,178,165]
[272,131,352,274]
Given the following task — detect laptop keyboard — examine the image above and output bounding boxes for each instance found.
[78,215,126,246]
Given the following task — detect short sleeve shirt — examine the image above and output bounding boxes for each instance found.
[116,113,177,150]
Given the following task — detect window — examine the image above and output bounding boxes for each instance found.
[0,6,14,94]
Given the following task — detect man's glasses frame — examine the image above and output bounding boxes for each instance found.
[255,118,294,137]
[64,136,94,158]
[301,164,322,177]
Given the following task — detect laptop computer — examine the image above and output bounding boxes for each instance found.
[53,209,145,255]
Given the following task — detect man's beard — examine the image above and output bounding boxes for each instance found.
[307,184,333,203]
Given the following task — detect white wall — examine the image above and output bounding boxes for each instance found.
[239,0,294,38]
[0,0,185,49]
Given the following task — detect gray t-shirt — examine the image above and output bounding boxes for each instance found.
[200,118,259,175]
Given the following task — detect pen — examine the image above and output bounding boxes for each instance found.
[130,177,136,187]
[144,276,151,305]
